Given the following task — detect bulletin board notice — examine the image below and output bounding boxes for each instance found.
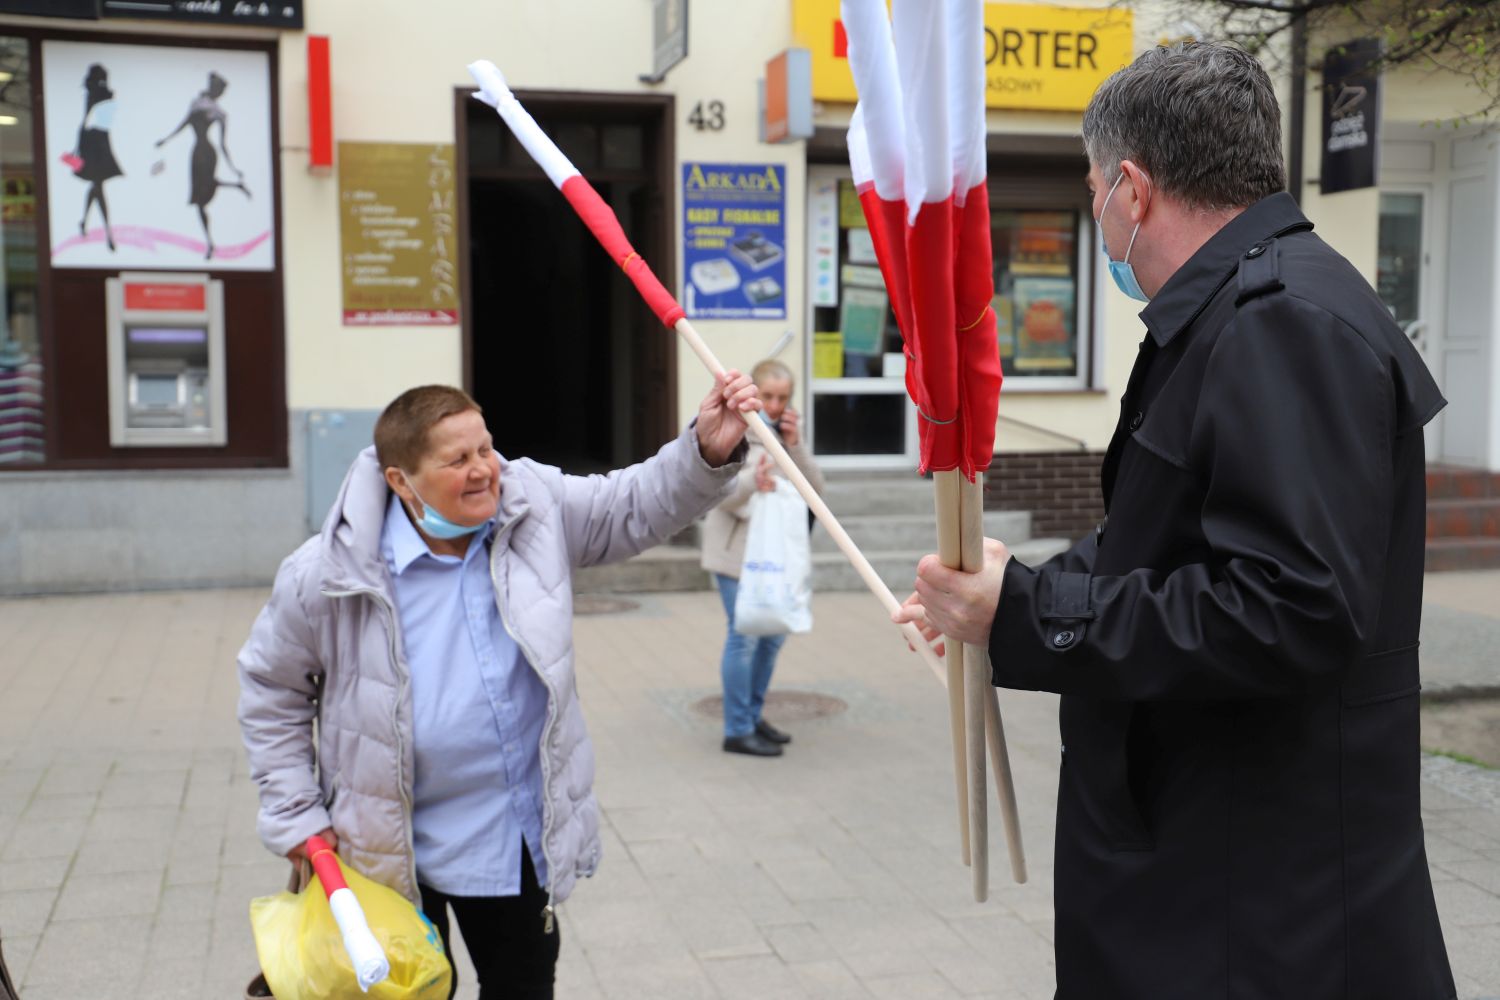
[339,142,459,326]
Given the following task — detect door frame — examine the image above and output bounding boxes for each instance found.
[803,163,919,471]
[453,87,678,455]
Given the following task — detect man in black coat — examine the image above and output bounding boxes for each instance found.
[898,42,1457,1000]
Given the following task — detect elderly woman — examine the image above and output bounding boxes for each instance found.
[700,359,823,757]
[238,373,759,1000]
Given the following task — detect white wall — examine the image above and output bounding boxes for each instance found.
[276,1,807,426]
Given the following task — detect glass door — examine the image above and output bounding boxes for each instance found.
[803,165,916,469]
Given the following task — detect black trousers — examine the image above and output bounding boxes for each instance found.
[418,844,559,1000]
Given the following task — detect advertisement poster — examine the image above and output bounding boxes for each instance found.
[1011,276,1076,372]
[43,40,275,270]
[683,163,787,319]
[338,143,459,326]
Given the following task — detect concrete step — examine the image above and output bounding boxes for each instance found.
[810,537,1073,593]
[573,546,710,593]
[819,476,943,517]
[810,510,1032,554]
[1425,538,1500,572]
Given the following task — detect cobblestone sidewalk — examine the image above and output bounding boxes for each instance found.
[1,588,1497,999]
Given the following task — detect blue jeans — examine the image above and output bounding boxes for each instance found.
[715,573,787,738]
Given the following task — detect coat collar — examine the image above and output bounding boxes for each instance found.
[1138,192,1314,348]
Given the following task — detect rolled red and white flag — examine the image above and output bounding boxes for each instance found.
[305,835,390,992]
[467,60,684,329]
[842,0,1002,480]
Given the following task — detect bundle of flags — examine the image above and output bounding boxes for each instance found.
[842,0,1020,898]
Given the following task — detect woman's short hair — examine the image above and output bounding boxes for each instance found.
[751,359,794,389]
[1082,42,1286,212]
[374,385,482,472]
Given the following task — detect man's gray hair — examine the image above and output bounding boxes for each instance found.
[1082,42,1286,212]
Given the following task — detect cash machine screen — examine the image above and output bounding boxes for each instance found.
[135,374,182,408]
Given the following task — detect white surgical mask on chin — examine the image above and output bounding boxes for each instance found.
[1097,170,1151,302]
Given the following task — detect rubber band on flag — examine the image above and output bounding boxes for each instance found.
[620,252,640,271]
[958,305,991,332]
[918,409,957,425]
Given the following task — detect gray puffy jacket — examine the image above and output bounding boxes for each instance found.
[237,425,740,907]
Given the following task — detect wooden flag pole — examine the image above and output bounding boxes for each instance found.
[960,473,989,901]
[985,685,1028,884]
[671,317,948,686]
[934,471,971,868]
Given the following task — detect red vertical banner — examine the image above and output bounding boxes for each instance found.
[308,36,334,171]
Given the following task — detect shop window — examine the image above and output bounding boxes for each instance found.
[994,208,1084,379]
[1377,192,1422,325]
[0,32,286,470]
[0,35,41,464]
[812,176,1093,392]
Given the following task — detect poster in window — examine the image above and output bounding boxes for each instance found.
[1011,276,1076,372]
[838,285,887,357]
[42,40,275,271]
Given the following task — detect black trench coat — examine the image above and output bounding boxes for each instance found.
[989,193,1456,1000]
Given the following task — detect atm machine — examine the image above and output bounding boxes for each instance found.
[105,272,227,447]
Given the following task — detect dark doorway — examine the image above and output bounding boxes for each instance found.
[458,90,675,474]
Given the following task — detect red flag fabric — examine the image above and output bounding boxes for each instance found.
[842,0,1002,480]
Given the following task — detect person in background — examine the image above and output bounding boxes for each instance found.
[238,373,759,1000]
[701,359,824,757]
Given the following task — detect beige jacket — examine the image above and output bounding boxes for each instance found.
[700,423,824,578]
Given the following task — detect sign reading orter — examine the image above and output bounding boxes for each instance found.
[1320,38,1382,196]
[793,0,1133,112]
[100,0,303,29]
[339,143,460,327]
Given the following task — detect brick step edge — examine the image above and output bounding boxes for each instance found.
[1426,498,1500,540]
[1424,538,1500,572]
[1427,468,1500,501]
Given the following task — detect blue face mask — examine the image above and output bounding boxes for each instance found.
[1097,170,1151,302]
[401,474,487,540]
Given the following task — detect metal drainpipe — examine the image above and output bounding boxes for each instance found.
[1288,10,1309,204]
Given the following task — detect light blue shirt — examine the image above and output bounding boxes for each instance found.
[381,492,549,897]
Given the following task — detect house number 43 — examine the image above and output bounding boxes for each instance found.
[688,101,725,131]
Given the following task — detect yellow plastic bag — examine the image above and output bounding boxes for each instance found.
[250,856,452,1000]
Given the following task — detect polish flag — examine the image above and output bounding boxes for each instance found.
[467,61,684,330]
[843,0,1002,479]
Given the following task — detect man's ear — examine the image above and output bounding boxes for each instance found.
[1118,159,1153,222]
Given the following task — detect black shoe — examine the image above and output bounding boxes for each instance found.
[755,719,791,745]
[722,733,783,757]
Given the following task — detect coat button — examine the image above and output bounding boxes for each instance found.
[1128,411,1143,430]
[1245,244,1266,258]
[1095,517,1108,545]
[1053,630,1076,648]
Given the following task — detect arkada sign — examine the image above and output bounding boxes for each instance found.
[339,143,459,327]
[792,0,1134,112]
[682,163,787,320]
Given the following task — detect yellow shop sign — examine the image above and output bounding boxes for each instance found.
[792,0,1135,112]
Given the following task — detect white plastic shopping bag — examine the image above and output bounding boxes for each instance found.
[733,479,813,635]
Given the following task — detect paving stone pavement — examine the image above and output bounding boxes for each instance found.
[0,585,1497,999]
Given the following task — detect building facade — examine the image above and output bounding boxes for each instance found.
[0,0,1494,593]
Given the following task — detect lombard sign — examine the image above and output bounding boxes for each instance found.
[792,0,1134,112]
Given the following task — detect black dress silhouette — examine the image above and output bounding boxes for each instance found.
[157,72,250,260]
[73,64,122,251]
